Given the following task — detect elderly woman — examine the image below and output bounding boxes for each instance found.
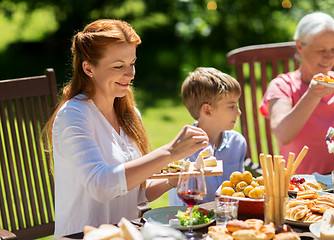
[259,12,334,174]
[43,19,209,237]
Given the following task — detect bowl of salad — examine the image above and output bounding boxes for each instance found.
[142,205,215,230]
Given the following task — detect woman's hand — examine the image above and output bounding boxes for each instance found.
[167,125,209,162]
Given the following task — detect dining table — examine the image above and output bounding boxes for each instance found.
[51,200,319,240]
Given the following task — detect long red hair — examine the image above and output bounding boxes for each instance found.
[42,19,151,165]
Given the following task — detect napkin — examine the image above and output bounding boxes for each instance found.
[312,172,333,188]
[140,220,186,240]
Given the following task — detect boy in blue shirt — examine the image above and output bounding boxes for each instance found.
[169,67,247,205]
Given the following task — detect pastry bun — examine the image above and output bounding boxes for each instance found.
[296,190,319,200]
[226,219,251,233]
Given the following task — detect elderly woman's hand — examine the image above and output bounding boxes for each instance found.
[308,73,334,98]
[167,125,209,162]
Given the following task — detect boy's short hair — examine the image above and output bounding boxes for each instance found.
[181,67,241,120]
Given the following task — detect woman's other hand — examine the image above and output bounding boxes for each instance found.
[167,125,209,162]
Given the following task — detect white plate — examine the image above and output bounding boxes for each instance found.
[288,174,333,194]
[142,206,215,230]
[285,218,317,227]
[309,222,320,238]
[314,79,334,88]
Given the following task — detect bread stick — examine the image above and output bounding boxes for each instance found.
[273,156,281,224]
[292,146,309,174]
[279,159,286,224]
[285,152,295,194]
[266,155,274,223]
[259,153,269,196]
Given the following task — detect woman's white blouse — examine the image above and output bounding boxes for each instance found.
[52,95,146,237]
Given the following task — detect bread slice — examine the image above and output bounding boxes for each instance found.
[118,217,143,240]
[204,156,217,167]
[83,226,121,240]
[320,208,334,239]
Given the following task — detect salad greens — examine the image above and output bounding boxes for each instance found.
[175,206,215,226]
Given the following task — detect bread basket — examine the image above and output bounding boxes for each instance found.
[215,185,264,216]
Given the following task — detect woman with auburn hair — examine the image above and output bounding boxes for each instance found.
[43,19,208,237]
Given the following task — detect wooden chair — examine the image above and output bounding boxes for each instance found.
[227,42,300,164]
[0,69,58,240]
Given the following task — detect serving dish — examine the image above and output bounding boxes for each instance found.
[142,206,215,230]
[289,174,333,194]
[215,186,264,215]
[314,79,334,88]
[150,160,223,179]
[285,218,317,227]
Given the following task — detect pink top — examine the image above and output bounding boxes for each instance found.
[259,71,334,174]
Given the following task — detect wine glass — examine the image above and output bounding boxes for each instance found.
[177,170,207,239]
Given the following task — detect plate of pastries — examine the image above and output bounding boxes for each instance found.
[216,170,265,215]
[288,174,331,194]
[207,219,301,240]
[285,190,334,226]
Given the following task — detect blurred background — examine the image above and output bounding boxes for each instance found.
[1,0,333,208]
[1,0,333,107]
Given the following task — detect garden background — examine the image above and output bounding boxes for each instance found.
[0,0,333,208]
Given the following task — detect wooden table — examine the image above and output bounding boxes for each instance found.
[53,201,319,240]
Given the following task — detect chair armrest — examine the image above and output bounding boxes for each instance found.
[0,228,17,240]
[137,203,151,217]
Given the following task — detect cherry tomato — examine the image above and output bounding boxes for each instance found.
[198,208,209,216]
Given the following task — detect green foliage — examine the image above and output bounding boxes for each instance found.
[1,0,334,102]
[0,1,58,51]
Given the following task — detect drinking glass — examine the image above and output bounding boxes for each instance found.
[215,197,239,226]
[177,170,207,239]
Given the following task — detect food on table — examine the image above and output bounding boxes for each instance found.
[118,217,144,240]
[220,171,265,199]
[194,145,217,169]
[83,224,121,239]
[208,219,299,240]
[175,206,214,226]
[83,217,143,240]
[158,159,190,174]
[286,205,310,220]
[221,186,235,196]
[242,171,253,184]
[243,185,254,197]
[273,232,301,240]
[229,171,243,185]
[226,219,252,232]
[320,208,334,239]
[296,190,319,199]
[288,176,327,192]
[285,190,334,223]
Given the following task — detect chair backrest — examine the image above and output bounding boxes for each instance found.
[227,42,299,161]
[0,68,58,239]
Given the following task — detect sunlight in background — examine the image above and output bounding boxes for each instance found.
[0,1,58,52]
[282,0,292,8]
[207,1,217,10]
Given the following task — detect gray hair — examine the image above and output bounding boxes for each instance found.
[294,12,334,44]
